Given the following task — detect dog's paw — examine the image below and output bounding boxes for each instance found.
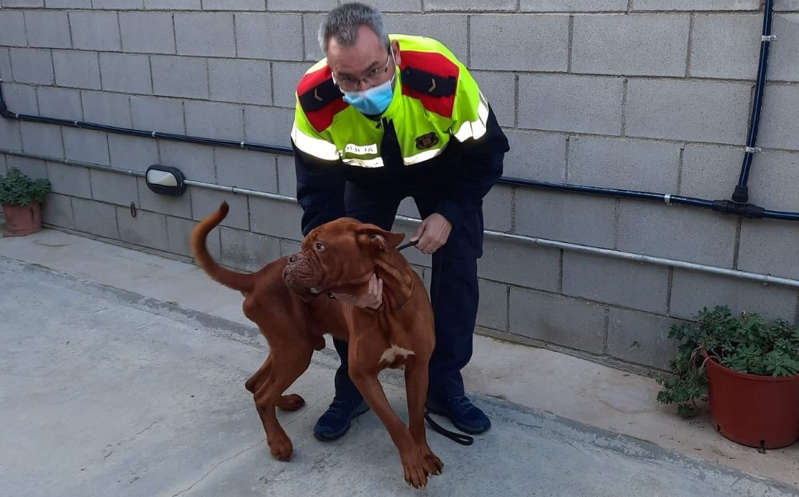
[277,394,305,411]
[268,436,293,461]
[423,452,444,476]
[401,453,430,488]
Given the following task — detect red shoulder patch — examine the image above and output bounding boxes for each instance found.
[297,65,348,132]
[400,51,459,118]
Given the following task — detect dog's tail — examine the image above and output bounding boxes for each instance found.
[191,201,254,293]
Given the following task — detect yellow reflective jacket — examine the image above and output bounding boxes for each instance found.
[292,34,492,169]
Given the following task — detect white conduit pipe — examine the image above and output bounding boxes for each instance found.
[8,151,799,290]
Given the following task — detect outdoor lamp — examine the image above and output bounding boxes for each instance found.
[145,165,186,197]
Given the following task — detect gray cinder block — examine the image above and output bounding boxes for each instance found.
[10,48,53,85]
[69,11,121,51]
[515,189,617,249]
[150,56,209,99]
[607,309,680,371]
[21,122,63,159]
[117,207,169,252]
[119,12,176,54]
[46,162,91,199]
[572,14,690,77]
[518,74,623,136]
[81,91,132,128]
[563,251,670,314]
[477,237,561,292]
[208,59,270,105]
[100,53,152,94]
[174,13,235,57]
[509,287,608,354]
[470,15,568,71]
[24,10,71,48]
[477,278,508,331]
[235,13,304,60]
[670,269,798,321]
[90,168,138,206]
[63,128,110,166]
[72,197,119,239]
[625,79,751,144]
[220,226,281,272]
[53,51,102,90]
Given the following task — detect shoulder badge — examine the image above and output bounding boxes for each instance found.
[401,67,456,97]
[298,78,343,113]
[399,50,459,118]
[296,65,348,132]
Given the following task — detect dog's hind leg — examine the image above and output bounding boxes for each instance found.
[246,355,305,411]
[252,346,313,461]
[245,356,272,393]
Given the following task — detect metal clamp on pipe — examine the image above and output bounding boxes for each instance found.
[712,200,765,219]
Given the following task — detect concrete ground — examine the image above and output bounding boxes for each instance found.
[1,227,798,497]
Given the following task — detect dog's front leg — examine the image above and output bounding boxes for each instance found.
[348,362,429,488]
[405,360,443,476]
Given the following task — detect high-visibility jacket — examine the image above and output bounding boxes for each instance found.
[291,34,509,235]
[292,34,495,170]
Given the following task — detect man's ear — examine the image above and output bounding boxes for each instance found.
[357,226,405,251]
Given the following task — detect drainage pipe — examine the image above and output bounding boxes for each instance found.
[732,0,775,203]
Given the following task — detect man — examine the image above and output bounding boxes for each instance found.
[291,3,509,441]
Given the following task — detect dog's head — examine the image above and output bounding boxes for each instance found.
[282,218,405,299]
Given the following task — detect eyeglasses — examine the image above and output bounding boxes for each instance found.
[332,50,393,92]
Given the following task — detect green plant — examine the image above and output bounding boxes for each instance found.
[657,305,799,418]
[0,168,51,206]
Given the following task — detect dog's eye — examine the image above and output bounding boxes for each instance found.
[313,242,325,252]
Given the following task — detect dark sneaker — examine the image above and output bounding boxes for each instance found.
[313,399,370,441]
[426,394,491,434]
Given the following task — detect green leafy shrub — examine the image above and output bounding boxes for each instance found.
[0,168,51,206]
[657,305,799,418]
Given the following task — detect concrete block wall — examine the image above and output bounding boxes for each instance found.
[2,1,799,372]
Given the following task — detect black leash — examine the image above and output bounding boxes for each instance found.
[397,239,418,251]
[424,410,474,446]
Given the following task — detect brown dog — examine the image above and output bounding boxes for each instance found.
[191,202,443,488]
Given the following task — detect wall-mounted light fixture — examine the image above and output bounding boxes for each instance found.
[145,165,186,197]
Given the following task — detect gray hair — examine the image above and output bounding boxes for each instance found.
[317,3,390,55]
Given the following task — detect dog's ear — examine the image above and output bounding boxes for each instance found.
[357,226,405,251]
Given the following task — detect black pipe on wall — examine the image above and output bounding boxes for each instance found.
[733,0,775,203]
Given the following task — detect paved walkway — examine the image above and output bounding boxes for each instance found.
[1,228,797,496]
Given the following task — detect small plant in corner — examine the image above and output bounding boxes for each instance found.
[657,305,799,418]
[0,167,51,207]
[0,168,51,237]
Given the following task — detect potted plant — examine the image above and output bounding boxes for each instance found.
[657,305,799,449]
[0,168,51,237]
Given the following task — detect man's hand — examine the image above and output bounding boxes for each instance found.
[331,273,383,309]
[410,213,452,254]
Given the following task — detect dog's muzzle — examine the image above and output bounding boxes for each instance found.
[283,252,324,296]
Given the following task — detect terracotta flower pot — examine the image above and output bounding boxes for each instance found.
[706,356,799,449]
[2,202,42,237]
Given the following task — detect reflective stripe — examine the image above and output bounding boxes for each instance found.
[342,156,385,168]
[291,124,339,161]
[403,147,444,165]
[453,93,489,143]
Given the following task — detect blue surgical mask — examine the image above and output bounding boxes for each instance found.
[342,73,396,115]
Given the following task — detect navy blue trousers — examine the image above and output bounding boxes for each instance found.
[330,175,485,403]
